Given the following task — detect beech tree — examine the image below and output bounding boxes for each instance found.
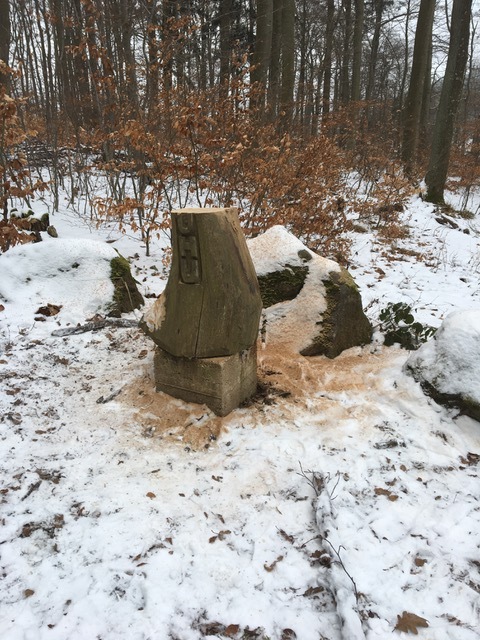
[251,0,273,108]
[0,0,9,91]
[279,0,295,126]
[351,0,364,102]
[401,0,436,176]
[425,0,473,203]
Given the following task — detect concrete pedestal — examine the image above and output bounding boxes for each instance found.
[154,345,257,417]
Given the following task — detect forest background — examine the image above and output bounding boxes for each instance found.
[0,0,479,259]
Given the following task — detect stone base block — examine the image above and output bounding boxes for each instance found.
[154,345,257,417]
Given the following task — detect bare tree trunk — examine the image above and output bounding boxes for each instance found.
[145,0,159,114]
[219,0,233,91]
[322,0,335,116]
[162,0,175,124]
[251,0,273,110]
[340,0,352,105]
[279,0,295,128]
[419,38,432,147]
[351,0,364,101]
[425,0,472,204]
[401,0,436,175]
[0,0,10,91]
[365,0,383,103]
[268,0,283,117]
[398,0,412,111]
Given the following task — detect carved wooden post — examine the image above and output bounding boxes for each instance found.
[141,207,262,416]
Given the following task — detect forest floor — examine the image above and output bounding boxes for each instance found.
[1,188,480,640]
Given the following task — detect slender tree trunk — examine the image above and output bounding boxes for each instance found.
[401,0,436,175]
[162,0,175,123]
[425,0,472,204]
[322,0,335,116]
[340,0,352,105]
[251,0,273,110]
[398,0,411,111]
[0,0,10,91]
[419,39,432,147]
[144,0,159,114]
[267,0,283,117]
[351,0,364,101]
[219,0,233,91]
[198,2,208,91]
[279,0,295,128]
[365,0,384,101]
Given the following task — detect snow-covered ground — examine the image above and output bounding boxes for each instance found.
[1,189,480,640]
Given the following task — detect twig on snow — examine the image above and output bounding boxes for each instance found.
[322,537,359,603]
[96,387,123,404]
[297,462,325,496]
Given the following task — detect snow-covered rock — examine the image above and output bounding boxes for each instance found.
[405,309,480,421]
[0,238,142,328]
[247,226,372,357]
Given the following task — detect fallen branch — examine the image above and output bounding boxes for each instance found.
[96,387,124,404]
[51,318,138,337]
[299,467,366,640]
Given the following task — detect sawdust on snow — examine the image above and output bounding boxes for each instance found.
[122,342,403,450]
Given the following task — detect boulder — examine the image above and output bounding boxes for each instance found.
[0,238,143,324]
[405,310,480,421]
[247,226,372,358]
[108,253,144,317]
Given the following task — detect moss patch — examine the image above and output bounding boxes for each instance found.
[108,254,144,317]
[300,267,372,358]
[257,265,309,308]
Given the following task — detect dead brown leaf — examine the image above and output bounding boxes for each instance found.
[278,529,295,544]
[394,611,429,634]
[146,492,156,499]
[375,487,399,501]
[35,303,62,317]
[209,530,231,543]
[225,624,240,636]
[460,452,480,467]
[264,555,284,572]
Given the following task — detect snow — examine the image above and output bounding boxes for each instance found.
[247,225,339,277]
[1,193,480,640]
[406,309,480,404]
[350,196,480,327]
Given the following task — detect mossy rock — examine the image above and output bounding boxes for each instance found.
[300,267,372,358]
[257,264,309,307]
[413,378,480,422]
[40,213,50,231]
[108,254,144,317]
[249,226,372,359]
